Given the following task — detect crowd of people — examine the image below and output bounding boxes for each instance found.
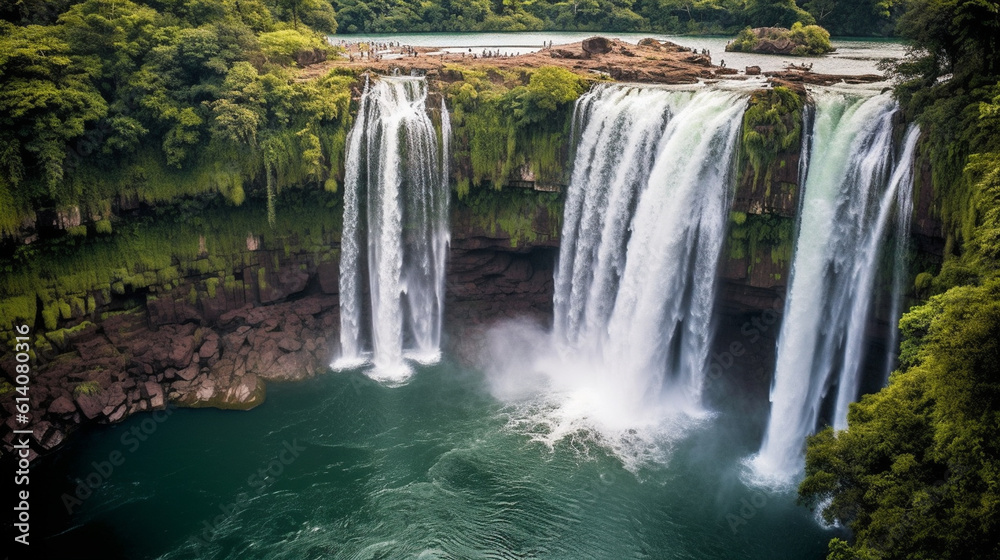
[330,38,561,62]
[333,39,422,62]
[328,39,717,64]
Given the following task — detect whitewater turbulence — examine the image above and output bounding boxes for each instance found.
[748,92,920,484]
[484,84,746,469]
[334,77,451,382]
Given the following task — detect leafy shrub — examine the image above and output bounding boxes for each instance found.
[258,29,328,64]
[788,22,833,55]
[727,27,759,53]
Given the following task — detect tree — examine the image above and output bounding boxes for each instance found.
[0,21,107,197]
[743,0,815,27]
[892,0,1000,85]
[800,278,1000,559]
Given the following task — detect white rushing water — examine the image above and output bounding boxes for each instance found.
[485,84,745,470]
[748,92,920,484]
[334,77,450,382]
[556,84,745,411]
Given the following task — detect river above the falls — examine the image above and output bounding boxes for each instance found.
[329,31,907,75]
[32,357,838,559]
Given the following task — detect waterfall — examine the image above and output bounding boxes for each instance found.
[882,132,917,385]
[553,84,745,415]
[334,77,451,382]
[748,92,920,482]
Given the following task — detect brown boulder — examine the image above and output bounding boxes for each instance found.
[176,363,200,381]
[295,48,327,66]
[278,337,302,352]
[317,262,340,294]
[144,380,165,409]
[49,396,77,415]
[107,404,128,422]
[582,37,613,56]
[199,338,219,360]
[167,335,195,369]
[75,393,104,420]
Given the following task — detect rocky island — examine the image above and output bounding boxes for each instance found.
[726,24,835,56]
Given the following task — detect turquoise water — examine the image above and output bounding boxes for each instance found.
[35,358,838,559]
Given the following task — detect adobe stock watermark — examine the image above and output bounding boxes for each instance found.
[189,439,307,552]
[727,489,770,533]
[61,405,176,514]
[705,297,785,388]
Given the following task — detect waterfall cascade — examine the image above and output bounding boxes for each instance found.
[334,77,451,382]
[748,92,920,483]
[483,85,746,470]
[480,84,747,470]
[553,84,746,414]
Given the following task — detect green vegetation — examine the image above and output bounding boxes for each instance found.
[0,0,353,236]
[803,0,901,36]
[741,86,804,189]
[331,0,895,36]
[444,65,587,197]
[73,380,102,396]
[801,1,1000,558]
[727,212,794,272]
[0,190,342,342]
[800,279,1000,560]
[459,188,562,247]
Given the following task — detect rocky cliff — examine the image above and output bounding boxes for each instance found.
[0,83,945,462]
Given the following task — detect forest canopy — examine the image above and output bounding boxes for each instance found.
[329,0,900,36]
[0,0,350,235]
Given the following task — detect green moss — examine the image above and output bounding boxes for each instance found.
[727,213,795,273]
[73,380,102,397]
[41,304,59,330]
[68,296,84,316]
[67,225,88,237]
[0,189,340,341]
[0,295,36,333]
[45,320,95,350]
[205,277,220,298]
[460,188,562,248]
[95,219,112,234]
[741,87,804,191]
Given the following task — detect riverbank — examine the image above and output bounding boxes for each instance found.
[300,36,884,87]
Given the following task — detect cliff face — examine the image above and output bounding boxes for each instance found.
[0,85,946,462]
[0,192,562,459]
[447,191,560,324]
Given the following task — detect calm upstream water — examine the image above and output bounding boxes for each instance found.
[34,358,838,559]
[331,31,907,75]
